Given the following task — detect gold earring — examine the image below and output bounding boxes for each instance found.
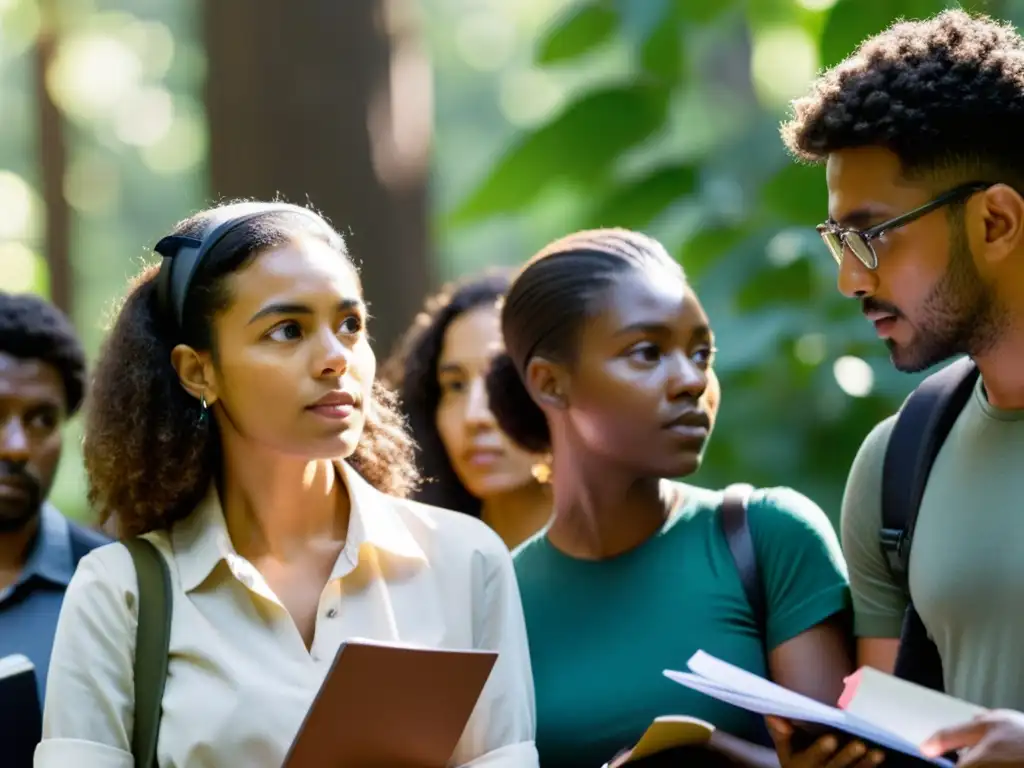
[531,454,553,484]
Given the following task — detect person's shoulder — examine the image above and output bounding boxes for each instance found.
[70,531,174,602]
[510,528,550,570]
[390,495,509,559]
[743,485,836,542]
[66,519,113,554]
[855,413,898,466]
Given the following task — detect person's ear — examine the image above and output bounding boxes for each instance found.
[525,356,568,411]
[170,344,219,406]
[976,183,1024,266]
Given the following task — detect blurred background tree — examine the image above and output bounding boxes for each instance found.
[4,0,1019,525]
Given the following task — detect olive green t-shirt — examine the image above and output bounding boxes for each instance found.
[513,483,850,768]
[842,376,1024,708]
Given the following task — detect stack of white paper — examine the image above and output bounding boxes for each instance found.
[664,651,955,768]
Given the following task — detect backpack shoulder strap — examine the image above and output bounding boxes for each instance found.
[880,357,979,592]
[122,538,172,768]
[720,483,765,634]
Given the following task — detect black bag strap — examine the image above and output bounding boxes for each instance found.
[880,357,978,593]
[123,538,173,768]
[720,483,765,634]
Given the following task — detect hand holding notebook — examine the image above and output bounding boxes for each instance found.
[665,651,977,768]
[283,638,498,768]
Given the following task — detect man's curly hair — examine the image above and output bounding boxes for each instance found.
[85,202,419,539]
[782,9,1024,184]
[0,292,86,415]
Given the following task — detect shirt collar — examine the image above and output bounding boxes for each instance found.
[19,503,75,588]
[172,460,427,593]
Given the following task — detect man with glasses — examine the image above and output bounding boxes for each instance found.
[768,8,1024,768]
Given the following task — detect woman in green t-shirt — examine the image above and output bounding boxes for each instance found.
[485,228,863,768]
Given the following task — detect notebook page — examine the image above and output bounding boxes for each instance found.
[663,652,956,768]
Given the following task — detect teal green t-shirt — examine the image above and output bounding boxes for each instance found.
[513,483,850,768]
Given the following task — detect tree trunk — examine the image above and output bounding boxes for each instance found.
[33,0,72,316]
[203,0,433,357]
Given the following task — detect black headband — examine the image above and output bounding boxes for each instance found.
[153,202,327,332]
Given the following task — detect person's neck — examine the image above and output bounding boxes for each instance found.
[974,310,1024,410]
[544,453,669,561]
[218,436,350,563]
[0,512,41,591]
[480,483,551,550]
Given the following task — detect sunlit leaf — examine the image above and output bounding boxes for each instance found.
[450,85,671,224]
[536,3,619,64]
[583,164,695,229]
[819,0,947,68]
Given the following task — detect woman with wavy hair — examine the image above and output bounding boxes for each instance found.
[383,272,551,549]
[36,201,537,767]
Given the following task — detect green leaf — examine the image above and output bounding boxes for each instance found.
[735,258,815,311]
[678,223,752,279]
[819,0,947,68]
[760,162,826,225]
[673,0,740,23]
[640,16,683,83]
[583,164,696,229]
[450,85,671,225]
[536,3,619,65]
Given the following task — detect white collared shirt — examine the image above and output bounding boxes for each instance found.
[35,461,538,767]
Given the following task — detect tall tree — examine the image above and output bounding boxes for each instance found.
[34,0,72,315]
[203,0,434,355]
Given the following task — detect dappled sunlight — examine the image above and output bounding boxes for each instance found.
[113,85,174,147]
[456,11,517,72]
[0,242,45,293]
[833,355,875,398]
[0,170,40,240]
[499,69,564,127]
[139,104,206,175]
[63,150,120,215]
[46,32,143,122]
[795,333,828,367]
[750,26,819,110]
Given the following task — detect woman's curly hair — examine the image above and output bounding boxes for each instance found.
[380,270,511,517]
[86,202,418,539]
[782,9,1024,184]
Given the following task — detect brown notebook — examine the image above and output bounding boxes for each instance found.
[283,638,498,768]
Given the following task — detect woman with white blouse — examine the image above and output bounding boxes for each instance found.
[35,201,537,767]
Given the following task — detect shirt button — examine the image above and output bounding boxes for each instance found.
[326,608,338,619]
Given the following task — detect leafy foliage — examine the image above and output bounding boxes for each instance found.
[446,0,1011,523]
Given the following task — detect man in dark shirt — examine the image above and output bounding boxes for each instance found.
[0,292,108,706]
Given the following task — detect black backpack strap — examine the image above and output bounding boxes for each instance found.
[893,602,946,691]
[720,483,765,634]
[123,538,173,768]
[880,357,979,592]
